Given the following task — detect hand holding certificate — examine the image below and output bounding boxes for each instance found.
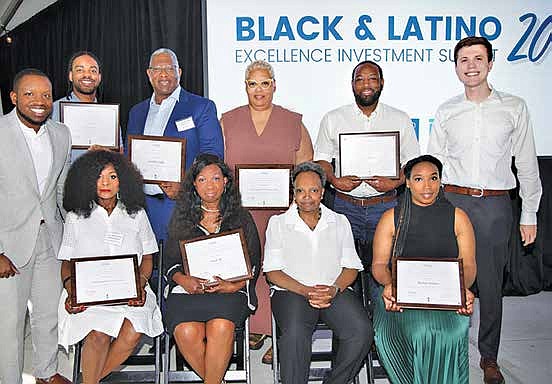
[60,102,120,149]
[128,135,186,184]
[392,257,466,311]
[179,229,252,287]
[69,255,141,307]
[339,131,400,179]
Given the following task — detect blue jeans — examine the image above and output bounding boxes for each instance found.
[333,195,397,243]
[334,195,397,307]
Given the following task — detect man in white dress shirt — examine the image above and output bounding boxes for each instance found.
[427,36,542,384]
[315,60,419,303]
[0,69,72,384]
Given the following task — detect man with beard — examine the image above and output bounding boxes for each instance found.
[0,69,72,384]
[315,61,419,298]
[52,51,102,121]
[51,51,115,161]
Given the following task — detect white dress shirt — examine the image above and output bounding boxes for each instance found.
[143,86,181,195]
[427,89,542,225]
[315,101,420,198]
[18,119,52,196]
[263,203,362,290]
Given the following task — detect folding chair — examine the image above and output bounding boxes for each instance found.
[72,240,165,383]
[162,318,250,383]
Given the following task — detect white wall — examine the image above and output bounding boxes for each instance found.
[206,0,552,155]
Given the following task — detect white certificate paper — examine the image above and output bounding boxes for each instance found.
[129,135,185,184]
[60,102,119,149]
[395,258,464,309]
[181,229,252,284]
[339,132,400,179]
[237,166,292,209]
[72,255,139,306]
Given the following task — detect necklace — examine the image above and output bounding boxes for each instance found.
[201,205,220,213]
[297,206,322,230]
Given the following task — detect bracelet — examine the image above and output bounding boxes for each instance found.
[62,276,72,288]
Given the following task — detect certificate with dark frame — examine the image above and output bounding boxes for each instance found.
[339,131,400,179]
[392,257,466,310]
[69,254,141,307]
[60,102,120,150]
[128,135,186,185]
[179,229,253,287]
[236,164,293,210]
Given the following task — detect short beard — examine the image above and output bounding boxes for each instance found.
[354,89,381,107]
[72,81,98,96]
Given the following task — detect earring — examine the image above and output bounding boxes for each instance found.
[116,192,120,200]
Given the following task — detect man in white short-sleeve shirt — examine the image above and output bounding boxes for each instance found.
[315,60,419,300]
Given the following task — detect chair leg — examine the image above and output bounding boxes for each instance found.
[163,332,170,384]
[245,318,251,384]
[271,314,279,384]
[72,343,81,384]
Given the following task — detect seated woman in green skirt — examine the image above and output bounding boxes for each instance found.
[372,155,477,384]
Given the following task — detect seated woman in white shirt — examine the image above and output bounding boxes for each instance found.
[263,161,373,384]
[58,150,163,384]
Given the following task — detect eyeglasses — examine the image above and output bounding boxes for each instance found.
[245,78,274,89]
[149,65,178,75]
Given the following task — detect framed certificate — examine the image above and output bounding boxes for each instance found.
[60,102,119,149]
[179,229,253,286]
[392,257,466,310]
[69,254,141,307]
[128,135,186,184]
[235,164,293,210]
[339,131,400,179]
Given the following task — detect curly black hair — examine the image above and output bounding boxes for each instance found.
[169,153,244,238]
[63,150,145,218]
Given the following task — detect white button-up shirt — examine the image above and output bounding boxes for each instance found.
[143,86,181,195]
[263,203,362,290]
[315,101,420,198]
[427,89,542,225]
[18,119,52,196]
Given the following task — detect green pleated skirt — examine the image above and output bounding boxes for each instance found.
[373,289,470,384]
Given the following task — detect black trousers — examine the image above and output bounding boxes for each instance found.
[445,192,513,360]
[272,290,373,384]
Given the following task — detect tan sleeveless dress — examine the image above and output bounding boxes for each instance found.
[222,104,302,334]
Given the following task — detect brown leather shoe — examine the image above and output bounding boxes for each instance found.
[35,373,72,384]
[480,357,505,384]
[262,346,273,365]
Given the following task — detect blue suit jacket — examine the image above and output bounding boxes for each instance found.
[126,87,224,240]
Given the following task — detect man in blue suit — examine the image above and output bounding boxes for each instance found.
[126,48,223,241]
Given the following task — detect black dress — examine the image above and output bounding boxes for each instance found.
[374,196,469,384]
[164,209,261,333]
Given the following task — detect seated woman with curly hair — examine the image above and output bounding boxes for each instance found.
[58,150,163,384]
[164,153,261,384]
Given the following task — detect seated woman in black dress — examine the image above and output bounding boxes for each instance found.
[164,153,261,384]
[372,155,476,384]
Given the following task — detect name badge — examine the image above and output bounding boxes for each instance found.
[176,117,195,132]
[104,231,124,247]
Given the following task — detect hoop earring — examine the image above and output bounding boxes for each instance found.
[116,192,120,200]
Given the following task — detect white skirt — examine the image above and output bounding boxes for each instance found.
[58,285,164,350]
